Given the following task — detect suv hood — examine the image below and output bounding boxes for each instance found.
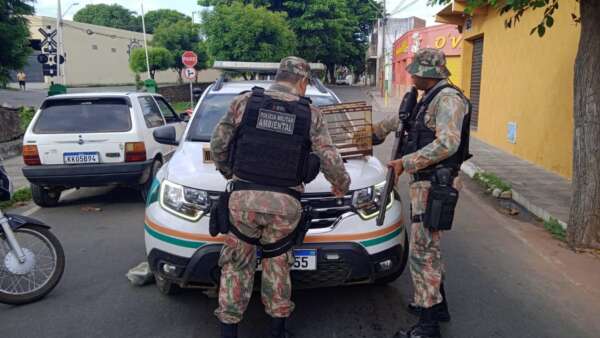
[165,142,385,192]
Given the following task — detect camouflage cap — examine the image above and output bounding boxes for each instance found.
[406,48,451,79]
[278,56,311,79]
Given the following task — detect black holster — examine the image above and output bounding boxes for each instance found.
[294,205,313,245]
[209,191,231,237]
[423,168,459,231]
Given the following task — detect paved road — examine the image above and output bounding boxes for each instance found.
[1,86,599,338]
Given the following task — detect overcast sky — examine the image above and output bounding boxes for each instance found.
[35,0,444,24]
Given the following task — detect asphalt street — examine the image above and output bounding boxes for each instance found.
[1,86,599,338]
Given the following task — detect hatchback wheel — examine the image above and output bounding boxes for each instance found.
[31,184,61,207]
[140,160,162,202]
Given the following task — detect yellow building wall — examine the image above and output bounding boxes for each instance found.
[446,56,462,89]
[461,1,580,178]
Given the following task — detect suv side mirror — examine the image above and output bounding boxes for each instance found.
[153,125,179,146]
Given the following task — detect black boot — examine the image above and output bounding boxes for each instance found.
[407,284,451,322]
[394,306,441,338]
[270,317,289,338]
[221,322,238,338]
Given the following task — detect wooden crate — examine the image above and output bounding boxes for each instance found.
[319,101,373,158]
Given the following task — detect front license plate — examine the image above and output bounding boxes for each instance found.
[257,249,317,271]
[63,152,99,164]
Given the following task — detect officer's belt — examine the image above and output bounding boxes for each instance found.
[412,169,458,183]
[231,180,301,201]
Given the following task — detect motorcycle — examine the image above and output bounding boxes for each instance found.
[0,162,65,305]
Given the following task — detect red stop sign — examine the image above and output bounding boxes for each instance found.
[181,51,198,68]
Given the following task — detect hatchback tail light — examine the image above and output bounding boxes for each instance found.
[23,145,41,165]
[125,142,147,162]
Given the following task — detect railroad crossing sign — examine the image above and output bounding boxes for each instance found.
[39,28,57,51]
[182,67,197,81]
[181,51,198,68]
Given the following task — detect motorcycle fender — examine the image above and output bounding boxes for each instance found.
[3,213,50,231]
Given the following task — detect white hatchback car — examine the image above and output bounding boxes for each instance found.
[144,75,408,294]
[22,92,186,206]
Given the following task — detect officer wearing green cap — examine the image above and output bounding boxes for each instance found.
[371,48,472,338]
[211,56,350,338]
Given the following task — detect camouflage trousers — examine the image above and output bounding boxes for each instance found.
[408,180,444,309]
[215,190,302,324]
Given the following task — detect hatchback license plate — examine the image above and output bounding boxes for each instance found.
[64,152,99,164]
[257,249,317,271]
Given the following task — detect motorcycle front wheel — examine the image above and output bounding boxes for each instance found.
[0,225,65,305]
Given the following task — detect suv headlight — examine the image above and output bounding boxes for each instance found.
[160,180,210,221]
[352,181,393,220]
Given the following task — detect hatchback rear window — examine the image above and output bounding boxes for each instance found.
[34,98,132,134]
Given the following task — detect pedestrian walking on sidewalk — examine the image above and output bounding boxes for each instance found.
[371,48,472,338]
[210,56,350,338]
[16,71,27,91]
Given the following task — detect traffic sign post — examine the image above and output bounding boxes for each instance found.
[182,67,197,110]
[182,51,198,68]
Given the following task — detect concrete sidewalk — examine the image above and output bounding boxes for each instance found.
[366,88,572,226]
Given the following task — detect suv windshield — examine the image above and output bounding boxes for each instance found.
[187,93,338,142]
[34,98,132,134]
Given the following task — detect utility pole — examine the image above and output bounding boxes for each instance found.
[140,0,151,79]
[381,0,388,106]
[56,0,62,82]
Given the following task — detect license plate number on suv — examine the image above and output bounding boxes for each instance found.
[257,249,317,271]
[63,152,99,164]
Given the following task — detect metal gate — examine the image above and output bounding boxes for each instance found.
[470,37,484,129]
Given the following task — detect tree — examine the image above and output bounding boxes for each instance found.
[73,4,141,32]
[200,3,296,63]
[430,0,599,250]
[151,20,207,81]
[144,9,190,34]
[199,0,379,82]
[129,47,173,79]
[0,0,34,87]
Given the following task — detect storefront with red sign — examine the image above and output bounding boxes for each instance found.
[392,24,463,97]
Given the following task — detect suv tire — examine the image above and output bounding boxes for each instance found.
[31,184,61,207]
[140,159,162,202]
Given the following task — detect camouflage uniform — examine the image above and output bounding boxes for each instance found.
[211,57,351,324]
[373,49,468,309]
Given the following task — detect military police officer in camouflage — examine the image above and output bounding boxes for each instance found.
[372,48,471,338]
[210,56,351,338]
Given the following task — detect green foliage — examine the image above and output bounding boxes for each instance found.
[73,4,141,32]
[19,106,35,132]
[129,47,173,80]
[151,20,208,76]
[171,101,192,113]
[473,172,512,192]
[428,0,563,37]
[0,188,32,209]
[199,0,379,80]
[201,3,296,63]
[544,218,567,241]
[0,0,34,87]
[144,9,190,34]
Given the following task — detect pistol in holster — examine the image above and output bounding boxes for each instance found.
[294,205,313,245]
[209,190,232,237]
[424,167,459,231]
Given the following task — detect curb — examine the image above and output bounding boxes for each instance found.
[460,161,568,230]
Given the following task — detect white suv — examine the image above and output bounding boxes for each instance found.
[22,92,186,206]
[144,73,408,294]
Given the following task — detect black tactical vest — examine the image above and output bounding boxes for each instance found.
[231,87,313,187]
[398,84,472,172]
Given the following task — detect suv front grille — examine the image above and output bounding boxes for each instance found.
[301,192,354,229]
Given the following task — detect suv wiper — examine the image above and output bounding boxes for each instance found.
[188,137,210,142]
